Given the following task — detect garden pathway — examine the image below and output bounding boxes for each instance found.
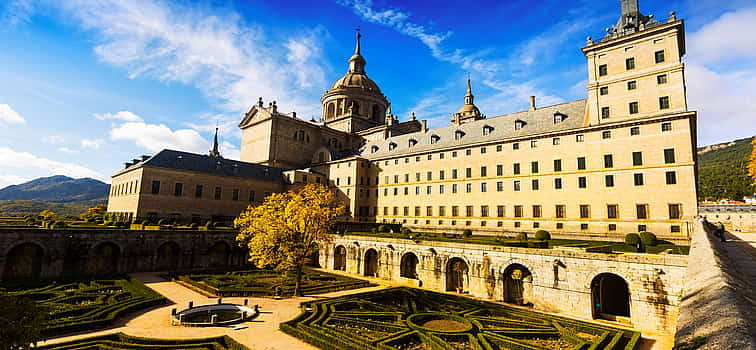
[40,271,387,350]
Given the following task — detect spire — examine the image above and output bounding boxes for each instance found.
[348,29,366,74]
[464,78,474,105]
[354,30,361,55]
[209,126,221,158]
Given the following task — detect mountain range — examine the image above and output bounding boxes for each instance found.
[0,175,109,217]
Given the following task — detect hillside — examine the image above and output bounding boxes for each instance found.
[0,199,106,217]
[697,137,755,201]
[0,175,109,202]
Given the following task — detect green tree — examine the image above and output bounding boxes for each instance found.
[235,184,346,296]
[0,295,48,350]
[749,136,756,185]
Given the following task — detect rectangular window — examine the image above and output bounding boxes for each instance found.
[629,101,639,114]
[466,149,472,156]
[554,159,562,172]
[556,222,564,229]
[626,57,635,70]
[195,184,203,198]
[439,184,445,194]
[232,189,239,201]
[581,223,589,230]
[514,180,521,191]
[532,205,542,218]
[214,186,222,200]
[394,175,399,183]
[531,140,538,148]
[657,74,667,84]
[404,207,409,216]
[452,151,458,157]
[578,176,587,189]
[452,184,458,193]
[481,206,489,217]
[404,187,408,195]
[630,126,640,135]
[466,183,472,193]
[497,206,505,217]
[553,137,561,145]
[513,142,520,150]
[531,161,539,174]
[577,157,586,170]
[662,122,672,132]
[248,190,255,202]
[415,206,421,216]
[480,166,487,177]
[655,50,665,63]
[466,168,472,178]
[452,206,459,217]
[580,205,590,218]
[601,106,610,119]
[480,147,486,154]
[633,151,643,165]
[174,183,183,196]
[151,180,160,194]
[452,169,458,179]
[427,206,433,217]
[604,154,613,168]
[666,171,677,185]
[634,173,644,186]
[426,185,432,194]
[600,86,609,95]
[636,204,648,219]
[671,225,681,233]
[466,206,474,217]
[627,80,637,90]
[664,148,676,163]
[576,134,585,142]
[659,96,670,110]
[555,205,565,218]
[496,164,503,176]
[531,179,539,190]
[439,206,446,217]
[605,175,615,187]
[393,207,399,216]
[602,130,611,139]
[481,183,487,192]
[638,224,647,232]
[514,205,523,218]
[609,224,617,231]
[496,145,502,152]
[513,163,520,175]
[439,170,445,180]
[416,173,421,181]
[383,207,389,216]
[669,204,681,219]
[496,181,503,192]
[426,171,432,181]
[607,204,618,219]
[598,64,607,76]
[554,178,563,189]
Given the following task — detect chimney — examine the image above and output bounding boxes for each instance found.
[292,111,297,118]
[421,120,428,133]
[124,162,132,169]
[529,96,536,111]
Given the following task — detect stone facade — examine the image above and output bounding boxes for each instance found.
[321,235,687,333]
[0,228,247,281]
[698,204,756,233]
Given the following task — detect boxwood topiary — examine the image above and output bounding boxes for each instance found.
[516,232,528,241]
[204,221,216,230]
[400,227,412,236]
[534,230,551,241]
[624,233,640,245]
[462,229,472,237]
[377,225,389,233]
[639,232,657,246]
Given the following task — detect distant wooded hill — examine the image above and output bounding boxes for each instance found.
[0,175,108,217]
[697,137,755,201]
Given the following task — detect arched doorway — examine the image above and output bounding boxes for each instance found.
[363,249,378,277]
[400,252,419,279]
[591,273,630,320]
[2,243,44,281]
[155,241,181,271]
[333,246,347,271]
[208,242,230,268]
[305,243,320,267]
[89,242,121,276]
[446,258,468,293]
[503,264,532,305]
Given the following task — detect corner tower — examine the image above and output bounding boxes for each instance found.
[582,0,687,125]
[451,79,484,125]
[321,32,390,134]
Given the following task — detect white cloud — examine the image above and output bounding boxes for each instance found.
[0,174,27,189]
[110,121,209,153]
[42,135,65,144]
[687,7,756,65]
[94,110,142,122]
[80,138,104,149]
[0,104,26,125]
[57,0,329,117]
[1,0,34,28]
[58,147,79,154]
[220,141,240,160]
[0,147,104,180]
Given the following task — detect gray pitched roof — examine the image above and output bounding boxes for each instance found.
[359,99,587,158]
[125,149,287,183]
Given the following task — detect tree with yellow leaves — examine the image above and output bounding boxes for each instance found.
[235,184,346,296]
[749,136,756,185]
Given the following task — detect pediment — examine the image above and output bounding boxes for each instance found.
[238,107,272,129]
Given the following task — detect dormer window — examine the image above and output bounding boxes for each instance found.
[389,142,397,150]
[430,135,440,144]
[371,145,379,153]
[454,130,465,140]
[408,139,418,147]
[553,112,566,124]
[482,125,495,136]
[514,120,526,130]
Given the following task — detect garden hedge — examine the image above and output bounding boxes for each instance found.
[36,332,250,350]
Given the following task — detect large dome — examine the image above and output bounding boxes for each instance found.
[329,72,382,93]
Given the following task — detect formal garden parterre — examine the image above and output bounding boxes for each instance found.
[166,267,373,297]
[36,332,250,350]
[281,287,640,350]
[0,276,166,336]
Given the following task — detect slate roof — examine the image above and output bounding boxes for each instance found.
[359,99,587,159]
[120,149,287,183]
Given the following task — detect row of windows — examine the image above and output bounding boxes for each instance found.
[110,180,140,197]
[380,219,681,233]
[597,50,666,77]
[149,180,270,201]
[359,122,675,170]
[600,97,671,119]
[599,74,668,97]
[372,203,683,220]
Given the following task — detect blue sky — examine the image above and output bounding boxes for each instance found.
[0,0,755,187]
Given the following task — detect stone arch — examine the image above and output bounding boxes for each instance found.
[591,273,631,320]
[363,248,378,277]
[400,252,419,279]
[333,245,347,271]
[155,241,181,271]
[2,242,45,281]
[446,257,468,292]
[208,241,230,268]
[89,242,121,276]
[502,263,533,305]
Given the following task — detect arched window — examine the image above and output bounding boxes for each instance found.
[454,130,465,140]
[408,139,418,147]
[364,249,378,277]
[591,273,630,319]
[483,125,495,135]
[371,145,379,153]
[389,142,397,151]
[326,103,336,119]
[430,135,440,144]
[400,253,419,279]
[351,101,360,115]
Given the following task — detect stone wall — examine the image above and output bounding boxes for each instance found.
[321,235,687,334]
[674,222,756,349]
[0,228,247,281]
[699,204,756,233]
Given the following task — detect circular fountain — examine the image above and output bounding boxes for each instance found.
[172,300,259,327]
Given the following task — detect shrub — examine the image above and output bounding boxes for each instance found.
[95,220,104,224]
[157,218,169,226]
[534,230,551,241]
[624,233,640,245]
[639,232,657,246]
[204,221,216,230]
[103,221,114,227]
[516,232,528,241]
[370,228,377,234]
[462,229,472,237]
[51,221,66,229]
[400,227,412,236]
[189,223,199,229]
[377,225,389,233]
